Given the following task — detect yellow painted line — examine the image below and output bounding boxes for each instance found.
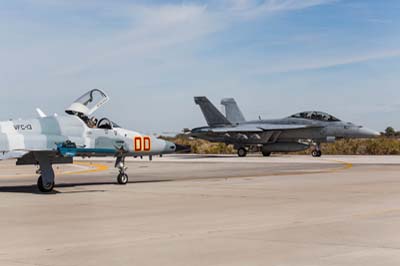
[0,162,110,179]
[63,162,109,175]
[0,158,351,179]
[326,159,353,172]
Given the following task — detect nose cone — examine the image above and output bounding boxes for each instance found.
[163,141,191,154]
[357,127,381,138]
[163,141,177,154]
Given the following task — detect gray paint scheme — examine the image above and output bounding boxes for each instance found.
[0,89,178,192]
[221,98,246,124]
[192,96,380,156]
[194,97,231,127]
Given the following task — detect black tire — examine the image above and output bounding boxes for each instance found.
[37,176,54,193]
[117,173,129,185]
[312,150,322,157]
[237,148,247,157]
[262,151,271,157]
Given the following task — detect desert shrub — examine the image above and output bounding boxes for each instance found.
[162,135,400,155]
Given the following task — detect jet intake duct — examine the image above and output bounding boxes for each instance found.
[262,143,309,153]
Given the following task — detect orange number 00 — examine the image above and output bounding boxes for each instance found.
[134,136,151,152]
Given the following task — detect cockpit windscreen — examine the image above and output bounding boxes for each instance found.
[290,111,340,122]
[112,121,121,128]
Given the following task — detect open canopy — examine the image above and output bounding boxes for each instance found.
[66,89,109,116]
[290,111,340,122]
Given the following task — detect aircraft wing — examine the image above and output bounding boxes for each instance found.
[0,151,29,160]
[258,124,322,131]
[0,150,74,167]
[210,125,263,133]
[209,124,321,133]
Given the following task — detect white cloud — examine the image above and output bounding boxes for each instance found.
[0,2,222,78]
[3,0,399,132]
[222,0,336,18]
[53,0,339,76]
[1,0,338,78]
[254,49,400,74]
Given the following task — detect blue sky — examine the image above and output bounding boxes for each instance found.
[1,0,400,133]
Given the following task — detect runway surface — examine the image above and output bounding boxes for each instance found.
[0,155,400,265]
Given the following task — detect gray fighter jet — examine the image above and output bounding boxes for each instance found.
[0,89,179,193]
[191,97,379,157]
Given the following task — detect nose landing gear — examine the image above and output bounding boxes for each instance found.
[115,156,128,185]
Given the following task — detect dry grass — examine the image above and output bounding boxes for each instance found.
[317,138,400,155]
[163,135,400,155]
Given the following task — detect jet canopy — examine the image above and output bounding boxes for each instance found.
[65,89,122,129]
[66,89,109,116]
[290,111,340,122]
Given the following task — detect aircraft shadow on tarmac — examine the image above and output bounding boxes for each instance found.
[0,180,173,194]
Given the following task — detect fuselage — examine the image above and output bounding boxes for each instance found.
[191,116,379,145]
[0,115,175,157]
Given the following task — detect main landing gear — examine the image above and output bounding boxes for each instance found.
[33,152,130,193]
[115,156,128,185]
[35,153,56,193]
[262,151,271,157]
[238,147,272,157]
[237,147,247,157]
[37,175,55,193]
[312,143,322,157]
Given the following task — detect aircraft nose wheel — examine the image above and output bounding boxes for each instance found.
[115,156,128,185]
[37,176,55,193]
[117,173,129,185]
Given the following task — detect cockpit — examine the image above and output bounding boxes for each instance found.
[96,118,121,130]
[65,89,121,129]
[290,111,341,122]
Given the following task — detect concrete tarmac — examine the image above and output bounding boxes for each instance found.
[0,155,400,265]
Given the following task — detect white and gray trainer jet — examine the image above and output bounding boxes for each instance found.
[191,97,380,157]
[0,89,180,193]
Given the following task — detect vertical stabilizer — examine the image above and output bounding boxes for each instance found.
[194,97,231,127]
[221,98,246,124]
